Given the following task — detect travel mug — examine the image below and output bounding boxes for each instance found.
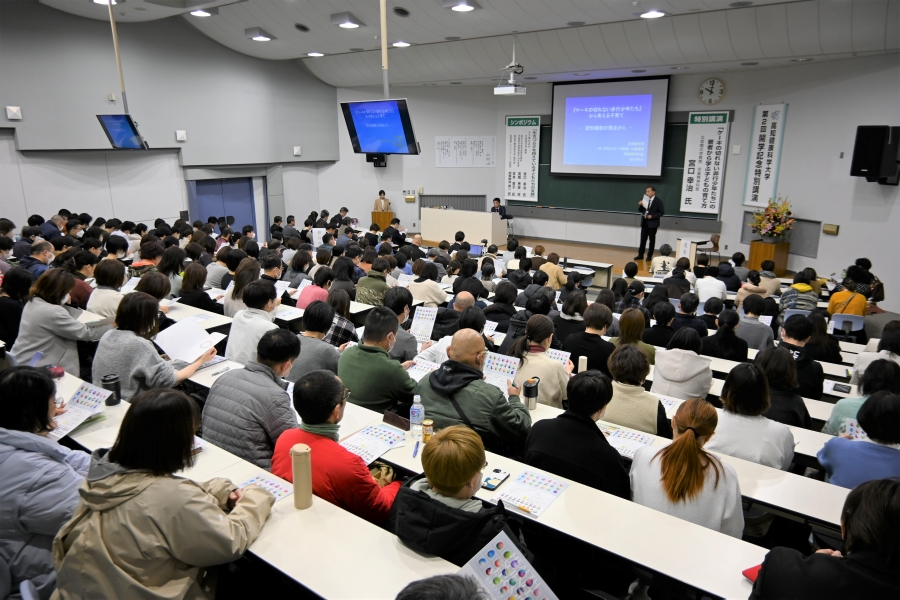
[100,374,121,406]
[290,443,313,510]
[523,377,540,410]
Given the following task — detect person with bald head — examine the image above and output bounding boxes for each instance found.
[419,301,486,364]
[408,234,426,261]
[430,291,475,341]
[415,328,531,455]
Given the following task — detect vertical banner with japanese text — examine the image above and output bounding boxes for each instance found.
[742,104,787,207]
[679,112,730,215]
[504,116,540,202]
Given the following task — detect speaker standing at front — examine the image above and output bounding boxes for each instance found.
[635,186,665,262]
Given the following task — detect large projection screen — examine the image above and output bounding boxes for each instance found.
[551,78,670,177]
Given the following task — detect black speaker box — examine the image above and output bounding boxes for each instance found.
[850,125,900,185]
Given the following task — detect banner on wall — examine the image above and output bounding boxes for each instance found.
[504,116,540,202]
[434,136,496,168]
[742,104,788,208]
[679,112,731,215]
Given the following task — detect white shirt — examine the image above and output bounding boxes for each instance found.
[704,411,795,470]
[225,308,278,366]
[695,276,727,304]
[415,335,452,365]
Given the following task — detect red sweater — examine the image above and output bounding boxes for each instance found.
[272,428,400,524]
[295,285,328,310]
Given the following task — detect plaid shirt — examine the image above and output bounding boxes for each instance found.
[324,313,358,347]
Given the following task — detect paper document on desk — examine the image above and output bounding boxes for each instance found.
[657,396,683,418]
[49,382,112,441]
[120,277,142,295]
[276,306,304,321]
[459,530,558,599]
[154,320,226,363]
[407,359,441,382]
[487,470,568,519]
[240,474,292,501]
[599,424,654,458]
[397,274,415,288]
[410,306,438,343]
[340,424,406,465]
[759,315,773,326]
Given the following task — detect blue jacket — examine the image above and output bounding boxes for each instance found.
[0,428,90,597]
[17,256,49,279]
[817,437,900,489]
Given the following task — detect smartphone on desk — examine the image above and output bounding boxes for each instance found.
[482,469,510,491]
[832,383,852,394]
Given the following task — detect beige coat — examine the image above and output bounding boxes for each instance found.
[85,287,124,318]
[52,453,273,600]
[758,276,782,297]
[409,279,449,308]
[513,351,569,409]
[373,197,391,212]
[539,262,568,290]
[604,380,661,435]
[734,283,770,308]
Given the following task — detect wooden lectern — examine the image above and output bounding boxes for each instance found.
[748,240,790,276]
[371,211,394,232]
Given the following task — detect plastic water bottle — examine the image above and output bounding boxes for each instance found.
[410,395,424,440]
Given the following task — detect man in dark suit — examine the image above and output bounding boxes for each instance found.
[490,197,509,219]
[635,186,664,261]
[383,218,407,246]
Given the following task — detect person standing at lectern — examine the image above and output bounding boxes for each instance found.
[490,198,508,219]
[374,190,391,212]
[635,186,664,262]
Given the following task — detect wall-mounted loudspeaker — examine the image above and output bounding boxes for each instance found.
[366,153,386,168]
[850,126,900,185]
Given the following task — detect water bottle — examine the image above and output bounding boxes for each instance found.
[101,374,122,406]
[410,395,424,440]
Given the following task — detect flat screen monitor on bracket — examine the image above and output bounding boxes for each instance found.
[96,114,148,149]
[340,99,420,155]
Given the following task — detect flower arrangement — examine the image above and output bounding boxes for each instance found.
[750,197,795,239]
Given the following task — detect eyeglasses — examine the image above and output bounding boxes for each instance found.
[342,389,351,402]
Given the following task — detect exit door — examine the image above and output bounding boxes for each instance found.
[194,178,256,234]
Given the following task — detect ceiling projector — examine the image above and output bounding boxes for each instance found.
[495,84,526,95]
[495,35,525,95]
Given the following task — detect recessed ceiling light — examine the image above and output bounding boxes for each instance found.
[641,10,666,19]
[393,41,410,47]
[442,0,481,12]
[445,36,461,41]
[792,58,814,62]
[93,0,117,5]
[450,81,462,85]
[423,83,438,86]
[741,62,759,66]
[308,52,324,57]
[393,7,410,17]
[190,7,217,17]
[524,76,537,80]
[350,47,364,52]
[730,1,753,7]
[671,66,689,70]
[295,24,310,32]
[567,21,585,27]
[574,73,590,76]
[331,12,366,28]
[632,69,647,73]
[245,27,275,42]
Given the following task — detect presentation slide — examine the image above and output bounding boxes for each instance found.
[97,115,143,149]
[550,78,669,177]
[341,99,419,155]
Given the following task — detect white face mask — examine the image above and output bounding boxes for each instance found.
[75,229,84,238]
[62,293,71,305]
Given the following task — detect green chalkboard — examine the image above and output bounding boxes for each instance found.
[510,123,714,220]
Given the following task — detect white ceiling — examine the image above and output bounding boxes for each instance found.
[39,0,900,87]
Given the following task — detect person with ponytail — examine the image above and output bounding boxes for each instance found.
[630,398,743,538]
[511,314,573,409]
[699,309,749,361]
[60,249,100,309]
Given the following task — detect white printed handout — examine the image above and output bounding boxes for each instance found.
[483,320,498,337]
[410,306,438,344]
[276,305,304,321]
[241,474,293,501]
[407,359,441,382]
[545,349,571,366]
[845,418,868,440]
[759,315,773,326]
[657,396,683,418]
[153,319,227,363]
[483,352,520,395]
[599,423,655,458]
[274,280,293,298]
[120,277,142,295]
[49,382,112,440]
[340,424,406,465]
[487,470,569,518]
[397,274,415,288]
[458,530,558,600]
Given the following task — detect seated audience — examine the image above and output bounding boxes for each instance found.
[414,305,485,365]
[93,293,215,400]
[283,248,312,288]
[735,270,770,308]
[219,248,248,290]
[296,266,333,310]
[416,329,531,453]
[716,261,741,292]
[700,297,723,331]
[224,257,260,317]
[329,256,357,301]
[614,281,650,325]
[643,302,676,348]
[287,301,342,381]
[60,249,99,309]
[663,266,692,298]
[478,262,496,293]
[323,288,358,347]
[507,256,533,289]
[529,244,547,269]
[157,245,185,299]
[705,364,795,470]
[539,253,568,290]
[700,309,749,362]
[0,268,35,348]
[383,287,420,361]
[356,257,391,306]
[128,241,163,278]
[631,398,743,538]
[641,284,670,316]
[0,367,91,599]
[731,252,749,281]
[409,262,449,308]
[823,359,900,436]
[177,262,225,314]
[693,253,709,279]
[440,260,460,285]
[338,307,417,413]
[850,330,900,385]
[135,272,177,331]
[610,307,657,365]
[54,389,274,598]
[605,345,673,438]
[203,329,300,469]
[650,328,713,400]
[511,315,573,409]
[622,261,638,286]
[12,269,113,375]
[18,240,53,278]
[515,269,550,308]
[431,292,476,342]
[749,478,900,599]
[779,314,825,399]
[506,246,527,272]
[86,258,127,317]
[817,392,900,489]
[525,371,629,498]
[672,292,709,338]
[225,280,280,366]
[778,271,819,325]
[755,346,813,429]
[650,244,676,277]
[804,311,843,364]
[563,303,616,376]
[272,370,400,524]
[552,289,587,343]
[737,294,775,352]
[483,281,518,334]
[205,246,230,288]
[755,260,782,296]
[695,265,727,304]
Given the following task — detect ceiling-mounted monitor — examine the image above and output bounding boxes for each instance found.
[341,99,420,155]
[96,114,147,149]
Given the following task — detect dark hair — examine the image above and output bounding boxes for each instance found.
[454,231,465,242]
[134,271,171,300]
[624,262,638,278]
[703,297,724,315]
[363,307,400,344]
[480,263,495,280]
[746,270,761,286]
[754,346,798,390]
[642,284,669,313]
[721,363,770,415]
[157,246,186,279]
[0,367,56,434]
[877,330,900,355]
[327,288,351,318]
[596,288,616,312]
[743,293,765,316]
[584,302,613,331]
[491,281,516,306]
[856,391,900,445]
[293,370,345,424]
[31,268,76,304]
[289,249,312,274]
[115,292,160,339]
[653,301,676,325]
[696,253,709,267]
[531,270,549,288]
[30,240,53,257]
[242,280,277,310]
[456,276,485,301]
[59,249,99,274]
[313,266,334,288]
[712,308,740,340]
[509,314,555,360]
[841,478,900,560]
[506,238,519,252]
[514,246,527,260]
[782,314,813,341]
[562,290,587,317]
[257,253,280,273]
[854,257,872,271]
[608,344,650,386]
[231,258,260,300]
[611,278,628,300]
[417,262,439,283]
[792,270,810,285]
[760,260,775,272]
[732,252,745,266]
[0,219,15,237]
[178,262,207,293]
[109,389,198,476]
[0,268,35,302]
[667,327,702,353]
[675,292,697,315]
[859,359,900,396]
[384,286,413,317]
[138,241,164,261]
[705,265,720,279]
[395,252,407,269]
[524,293,552,316]
[302,300,336,334]
[256,328,301,366]
[371,257,390,273]
[162,236,180,249]
[458,306,487,333]
[567,370,614,416]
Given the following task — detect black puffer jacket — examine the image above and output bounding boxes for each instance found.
[716,263,741,292]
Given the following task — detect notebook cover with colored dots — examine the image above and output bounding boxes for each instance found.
[458,530,558,600]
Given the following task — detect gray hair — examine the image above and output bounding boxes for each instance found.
[660,243,673,256]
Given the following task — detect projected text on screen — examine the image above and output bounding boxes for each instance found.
[349,101,408,154]
[563,95,652,167]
